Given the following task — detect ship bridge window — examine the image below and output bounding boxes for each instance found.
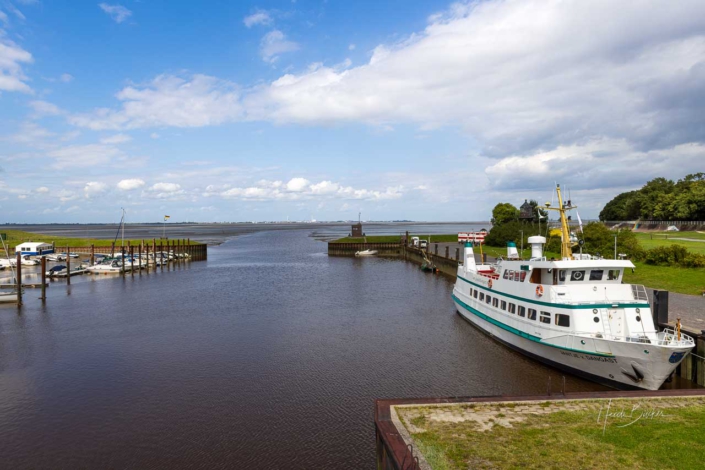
[519,271,526,282]
[589,270,604,281]
[555,314,570,327]
[570,270,585,282]
[608,269,620,281]
[559,270,566,282]
[540,311,551,324]
[527,308,537,320]
[503,270,510,280]
[508,271,515,281]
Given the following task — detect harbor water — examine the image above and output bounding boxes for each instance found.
[0,228,605,468]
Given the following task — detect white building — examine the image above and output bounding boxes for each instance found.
[15,242,54,256]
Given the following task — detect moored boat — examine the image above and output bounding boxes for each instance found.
[355,249,378,257]
[451,184,694,390]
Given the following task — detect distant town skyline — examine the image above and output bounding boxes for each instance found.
[2,0,705,223]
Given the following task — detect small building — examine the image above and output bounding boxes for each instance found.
[15,242,54,256]
[351,222,363,237]
[519,199,534,221]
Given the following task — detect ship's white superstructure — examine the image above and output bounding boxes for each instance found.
[452,185,693,390]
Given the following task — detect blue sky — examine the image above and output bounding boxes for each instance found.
[2,0,705,223]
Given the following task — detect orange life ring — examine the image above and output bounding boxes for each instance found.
[536,285,544,297]
[488,279,493,289]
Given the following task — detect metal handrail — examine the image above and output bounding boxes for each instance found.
[570,330,694,347]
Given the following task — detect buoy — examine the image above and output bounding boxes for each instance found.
[536,285,544,297]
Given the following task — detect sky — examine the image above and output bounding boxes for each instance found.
[1,0,705,223]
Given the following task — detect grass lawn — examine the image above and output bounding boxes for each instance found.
[0,229,198,255]
[634,232,705,255]
[624,261,705,296]
[398,397,705,470]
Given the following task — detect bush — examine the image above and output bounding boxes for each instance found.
[639,245,705,268]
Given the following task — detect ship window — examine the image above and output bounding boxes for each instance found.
[518,306,526,317]
[501,300,507,310]
[507,270,514,281]
[486,295,492,304]
[608,269,620,281]
[559,270,566,282]
[479,293,484,301]
[508,303,516,314]
[515,272,521,282]
[589,270,604,281]
[503,270,510,279]
[493,298,498,308]
[528,309,537,320]
[555,314,570,327]
[473,290,478,299]
[540,311,551,324]
[520,271,526,282]
[570,270,585,282]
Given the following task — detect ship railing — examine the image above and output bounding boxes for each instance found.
[630,284,649,302]
[576,330,693,346]
[658,328,695,347]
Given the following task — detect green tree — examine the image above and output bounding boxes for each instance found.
[491,203,519,225]
[528,200,548,223]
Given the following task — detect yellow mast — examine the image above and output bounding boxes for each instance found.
[545,184,575,259]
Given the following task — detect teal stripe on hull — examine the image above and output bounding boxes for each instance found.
[456,274,649,310]
[451,292,614,358]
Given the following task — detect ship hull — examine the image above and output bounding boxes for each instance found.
[452,293,688,391]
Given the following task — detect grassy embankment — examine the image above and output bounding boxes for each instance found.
[332,234,458,243]
[399,398,705,470]
[0,229,198,255]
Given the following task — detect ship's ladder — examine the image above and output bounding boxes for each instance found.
[600,309,613,339]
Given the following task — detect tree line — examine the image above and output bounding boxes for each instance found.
[599,173,705,221]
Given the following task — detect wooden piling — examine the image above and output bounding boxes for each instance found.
[66,247,71,285]
[16,252,22,306]
[40,256,46,301]
[456,247,460,260]
[160,242,164,271]
[152,239,157,268]
[445,246,449,259]
[90,244,95,266]
[111,242,116,257]
[130,246,135,277]
[121,247,125,276]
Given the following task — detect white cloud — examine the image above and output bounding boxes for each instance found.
[244,11,271,28]
[60,73,73,83]
[84,181,108,198]
[285,177,309,192]
[260,30,299,63]
[0,39,33,93]
[150,132,160,139]
[117,178,145,190]
[70,74,242,130]
[100,133,132,144]
[7,122,54,145]
[57,189,78,203]
[210,178,403,202]
[29,100,62,117]
[0,11,8,25]
[46,144,121,169]
[348,44,356,51]
[150,182,181,192]
[35,186,49,193]
[98,3,132,24]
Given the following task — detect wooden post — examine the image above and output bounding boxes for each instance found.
[130,246,135,277]
[16,252,22,306]
[66,247,71,285]
[152,239,157,268]
[445,246,449,259]
[187,238,191,260]
[40,256,47,301]
[90,244,95,266]
[144,244,148,272]
[121,247,126,276]
[111,242,115,257]
[160,243,164,271]
[456,247,460,260]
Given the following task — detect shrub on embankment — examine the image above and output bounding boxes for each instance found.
[634,245,705,268]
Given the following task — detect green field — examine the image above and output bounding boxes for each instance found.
[624,261,704,296]
[0,229,198,255]
[399,398,705,470]
[634,232,705,255]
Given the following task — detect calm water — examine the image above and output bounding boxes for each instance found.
[0,229,605,469]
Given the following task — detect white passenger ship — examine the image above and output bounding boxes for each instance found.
[452,185,694,390]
